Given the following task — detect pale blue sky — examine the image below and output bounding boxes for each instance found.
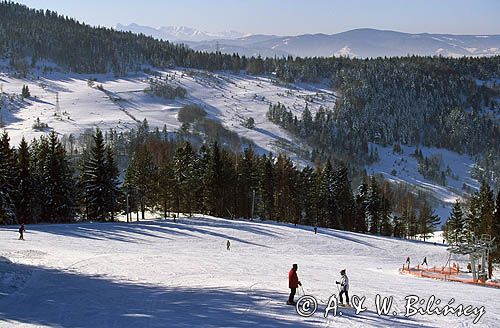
[15,0,500,35]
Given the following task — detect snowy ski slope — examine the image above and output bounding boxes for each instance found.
[0,216,498,327]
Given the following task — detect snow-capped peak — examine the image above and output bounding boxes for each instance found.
[116,23,247,42]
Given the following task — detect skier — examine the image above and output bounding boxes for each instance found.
[287,264,301,305]
[18,223,26,240]
[226,240,231,251]
[314,226,317,234]
[336,269,349,306]
[421,257,428,267]
[405,256,411,269]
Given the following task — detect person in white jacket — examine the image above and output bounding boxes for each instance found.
[335,269,349,305]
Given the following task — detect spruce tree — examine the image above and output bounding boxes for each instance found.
[354,183,368,232]
[237,147,258,218]
[80,129,109,220]
[299,166,316,226]
[21,85,30,98]
[14,137,35,223]
[0,131,16,224]
[333,164,354,230]
[446,199,465,244]
[37,132,75,222]
[478,181,495,236]
[125,145,157,220]
[203,142,225,216]
[157,160,176,219]
[173,142,199,216]
[258,153,275,221]
[464,195,481,243]
[317,161,336,228]
[104,146,120,220]
[366,176,381,234]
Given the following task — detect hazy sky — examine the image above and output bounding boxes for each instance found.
[15,0,500,35]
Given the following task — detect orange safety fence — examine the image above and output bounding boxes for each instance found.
[400,264,500,289]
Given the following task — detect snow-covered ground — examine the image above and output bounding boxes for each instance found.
[0,216,498,327]
[0,67,481,220]
[367,143,480,223]
[0,68,335,164]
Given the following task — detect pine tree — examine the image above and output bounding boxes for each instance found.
[37,132,75,222]
[104,146,120,220]
[379,181,393,236]
[301,103,312,138]
[125,145,157,220]
[237,147,258,218]
[299,166,316,226]
[21,85,30,98]
[173,142,199,216]
[317,161,337,228]
[354,183,368,232]
[0,131,16,224]
[464,195,481,243]
[14,137,35,223]
[279,157,300,224]
[333,164,354,230]
[366,176,381,234]
[157,160,176,219]
[80,129,109,220]
[478,181,495,236]
[258,153,275,221]
[203,142,225,216]
[446,199,465,244]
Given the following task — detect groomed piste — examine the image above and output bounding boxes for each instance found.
[1,215,499,327]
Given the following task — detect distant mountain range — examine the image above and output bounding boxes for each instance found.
[116,23,247,42]
[117,24,500,58]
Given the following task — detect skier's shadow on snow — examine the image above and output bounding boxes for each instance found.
[10,219,271,248]
[0,260,308,328]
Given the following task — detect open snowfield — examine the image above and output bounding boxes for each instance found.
[0,216,498,327]
[367,143,481,222]
[0,67,335,164]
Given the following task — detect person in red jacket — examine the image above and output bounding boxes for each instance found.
[287,263,301,305]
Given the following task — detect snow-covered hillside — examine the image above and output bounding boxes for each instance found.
[0,67,334,164]
[367,143,480,222]
[0,65,481,220]
[0,216,498,327]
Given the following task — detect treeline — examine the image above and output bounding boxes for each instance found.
[0,132,75,223]
[443,184,500,276]
[267,96,498,167]
[0,1,243,74]
[1,127,448,241]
